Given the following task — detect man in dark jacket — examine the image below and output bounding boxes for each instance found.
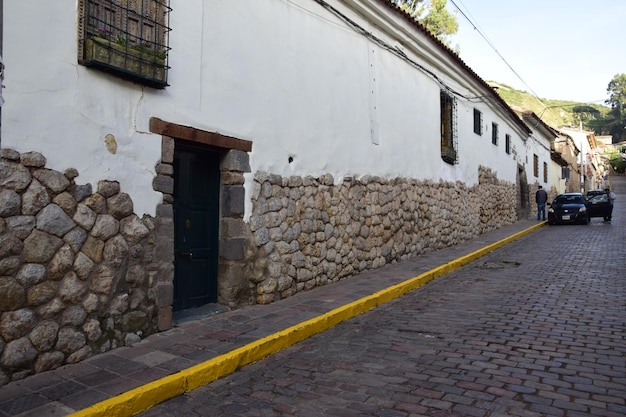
[604,187,616,222]
[535,185,548,221]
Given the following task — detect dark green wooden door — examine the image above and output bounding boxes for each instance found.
[173,144,220,311]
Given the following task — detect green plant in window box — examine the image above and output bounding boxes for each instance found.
[83,28,167,83]
[441,146,457,164]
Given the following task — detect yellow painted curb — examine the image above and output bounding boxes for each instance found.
[68,222,544,417]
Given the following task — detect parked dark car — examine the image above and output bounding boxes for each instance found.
[547,193,589,225]
[585,190,612,220]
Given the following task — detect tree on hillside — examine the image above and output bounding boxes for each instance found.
[605,73,626,144]
[392,0,458,45]
[572,105,601,127]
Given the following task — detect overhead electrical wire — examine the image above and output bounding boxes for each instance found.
[449,0,542,99]
[312,0,450,90]
[310,0,498,104]
[448,0,608,126]
[302,0,602,129]
[287,0,540,137]
[443,0,568,150]
[448,0,567,122]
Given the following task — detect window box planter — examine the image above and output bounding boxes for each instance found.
[82,36,168,88]
[441,146,457,165]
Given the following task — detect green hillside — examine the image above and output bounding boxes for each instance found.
[488,81,609,131]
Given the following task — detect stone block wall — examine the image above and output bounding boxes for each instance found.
[0,149,171,385]
[248,166,517,304]
[218,150,255,308]
[0,142,518,384]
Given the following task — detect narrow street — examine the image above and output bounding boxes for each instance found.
[2,180,623,417]
[136,178,626,417]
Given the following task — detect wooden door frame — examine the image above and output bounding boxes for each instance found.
[150,117,252,328]
[150,118,252,153]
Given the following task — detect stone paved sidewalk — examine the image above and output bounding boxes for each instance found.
[5,176,626,417]
[0,213,544,417]
[138,178,626,417]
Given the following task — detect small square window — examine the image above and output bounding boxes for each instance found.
[562,167,570,179]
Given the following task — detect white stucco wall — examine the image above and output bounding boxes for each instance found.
[3,0,531,218]
[526,133,552,186]
[549,159,566,194]
[3,0,165,216]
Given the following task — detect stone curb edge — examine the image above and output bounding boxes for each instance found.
[68,221,545,417]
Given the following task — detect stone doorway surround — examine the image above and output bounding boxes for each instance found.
[149,118,253,330]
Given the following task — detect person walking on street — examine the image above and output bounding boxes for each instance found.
[536,185,548,221]
[604,186,616,222]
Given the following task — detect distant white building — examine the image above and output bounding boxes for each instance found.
[510,105,561,208]
[559,127,603,191]
[596,136,613,147]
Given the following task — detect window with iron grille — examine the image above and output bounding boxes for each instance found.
[543,162,548,183]
[533,154,539,177]
[473,108,482,135]
[491,122,498,146]
[505,134,511,154]
[440,90,458,165]
[78,0,171,88]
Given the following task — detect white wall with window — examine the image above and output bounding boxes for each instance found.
[3,0,532,217]
[509,106,555,192]
[549,158,567,195]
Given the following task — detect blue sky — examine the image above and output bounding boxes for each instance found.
[449,0,625,104]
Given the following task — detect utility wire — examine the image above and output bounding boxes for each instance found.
[449,0,608,126]
[312,0,457,95]
[449,0,555,115]
[312,0,501,104]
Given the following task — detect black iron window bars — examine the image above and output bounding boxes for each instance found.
[78,0,171,88]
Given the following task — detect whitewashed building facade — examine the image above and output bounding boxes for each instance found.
[511,106,562,211]
[1,0,547,382]
[559,127,603,192]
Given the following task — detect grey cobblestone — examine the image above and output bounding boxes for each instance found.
[134,177,626,416]
[1,178,624,417]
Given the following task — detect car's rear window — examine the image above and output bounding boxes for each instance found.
[588,194,609,203]
[554,195,583,204]
[586,191,604,198]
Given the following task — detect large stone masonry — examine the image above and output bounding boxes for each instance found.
[218,150,255,308]
[0,142,517,384]
[248,166,517,304]
[0,149,171,385]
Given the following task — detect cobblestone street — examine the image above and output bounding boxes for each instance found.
[139,177,626,417]
[2,181,624,417]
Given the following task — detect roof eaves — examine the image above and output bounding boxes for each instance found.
[510,105,559,138]
[374,0,531,136]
